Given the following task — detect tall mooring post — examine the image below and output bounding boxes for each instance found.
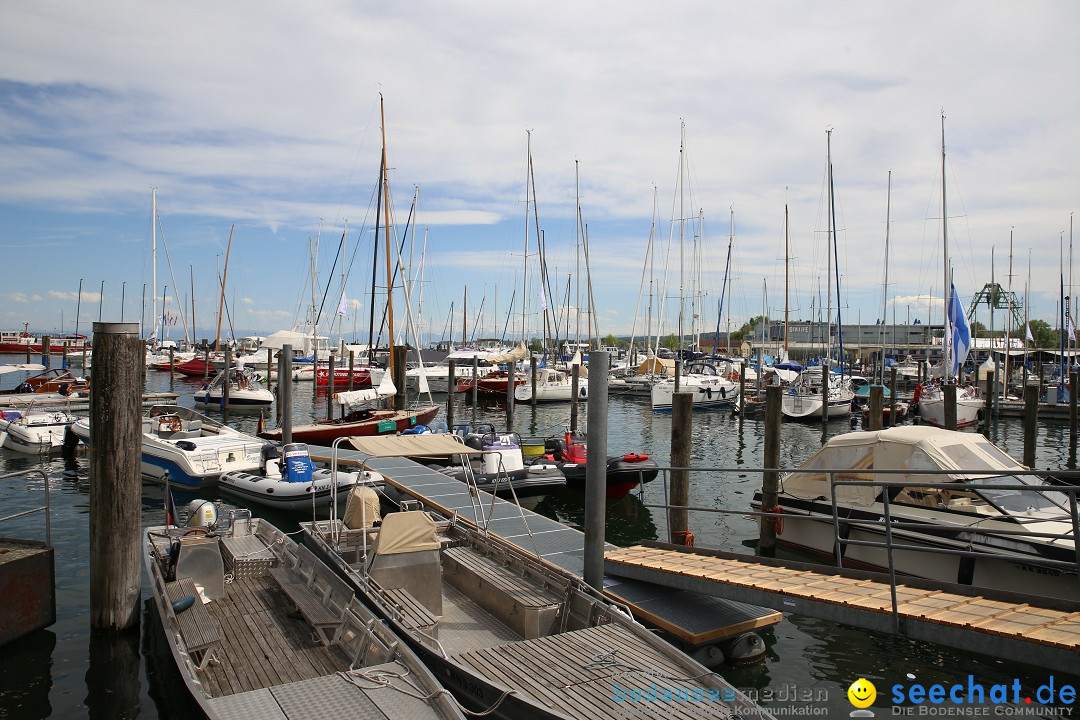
[393,346,407,411]
[758,384,782,555]
[41,335,51,369]
[1071,370,1078,450]
[889,368,898,427]
[280,345,293,444]
[89,322,143,630]
[570,366,580,433]
[446,360,456,429]
[738,362,746,418]
[583,352,609,591]
[944,384,958,431]
[530,356,538,407]
[668,392,693,546]
[505,359,514,432]
[869,386,884,431]
[348,351,356,392]
[470,356,479,427]
[327,352,337,421]
[1023,384,1039,467]
[222,345,231,423]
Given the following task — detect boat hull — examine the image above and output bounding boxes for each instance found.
[257,406,440,445]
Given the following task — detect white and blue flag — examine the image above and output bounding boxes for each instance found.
[947,282,971,376]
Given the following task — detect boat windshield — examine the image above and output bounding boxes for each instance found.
[967,475,1069,517]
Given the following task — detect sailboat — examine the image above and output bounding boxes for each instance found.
[782,130,853,420]
[916,116,981,429]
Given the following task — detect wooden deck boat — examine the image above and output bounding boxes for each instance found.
[145,510,465,720]
[300,436,768,720]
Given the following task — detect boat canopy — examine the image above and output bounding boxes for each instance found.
[635,357,676,376]
[783,426,1027,507]
[346,434,483,457]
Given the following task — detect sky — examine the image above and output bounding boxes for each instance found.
[2,1,1078,346]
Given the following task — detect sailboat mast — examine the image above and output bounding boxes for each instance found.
[151,187,158,342]
[941,114,951,382]
[784,203,789,356]
[189,265,196,347]
[1005,228,1014,398]
[825,130,834,367]
[677,122,686,360]
[214,225,234,351]
[522,132,531,345]
[880,171,891,384]
[575,159,582,349]
[381,95,395,376]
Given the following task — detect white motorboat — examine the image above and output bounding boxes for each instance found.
[780,366,854,420]
[144,508,465,720]
[513,367,586,403]
[752,426,1079,600]
[0,407,77,454]
[193,367,274,407]
[68,405,266,489]
[915,382,982,429]
[650,361,738,411]
[218,442,384,512]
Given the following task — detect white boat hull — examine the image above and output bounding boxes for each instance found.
[218,469,383,512]
[651,376,738,411]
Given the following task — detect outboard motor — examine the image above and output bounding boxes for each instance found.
[260,444,282,477]
[281,442,315,483]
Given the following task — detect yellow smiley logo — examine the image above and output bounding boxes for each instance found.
[848,678,876,708]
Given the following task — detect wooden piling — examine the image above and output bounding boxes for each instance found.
[1071,370,1078,449]
[348,351,355,392]
[758,385,782,555]
[471,356,478,427]
[984,374,994,438]
[530,356,538,407]
[944,384,958,431]
[267,348,273,385]
[203,343,211,382]
[570,365,580,433]
[222,345,231,422]
[1023,383,1039,467]
[280,345,293,444]
[821,359,830,425]
[41,335,51,369]
[869,386,884,430]
[504,357,514,432]
[738,362,746,418]
[393,346,406,411]
[89,322,143,631]
[583,352,610,590]
[446,360,456,429]
[327,352,336,421]
[669,392,693,546]
[889,368,898,427]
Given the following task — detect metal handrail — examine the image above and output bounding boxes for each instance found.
[0,469,51,546]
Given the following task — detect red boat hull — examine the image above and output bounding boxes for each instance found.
[456,372,525,395]
[315,367,373,388]
[257,406,439,444]
[173,358,219,377]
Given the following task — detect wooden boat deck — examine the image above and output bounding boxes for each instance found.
[605,543,1080,671]
[196,574,348,698]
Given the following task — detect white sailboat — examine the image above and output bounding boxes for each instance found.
[917,116,981,429]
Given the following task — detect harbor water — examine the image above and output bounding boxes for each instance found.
[0,360,1077,718]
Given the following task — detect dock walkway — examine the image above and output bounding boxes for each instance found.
[605,542,1080,671]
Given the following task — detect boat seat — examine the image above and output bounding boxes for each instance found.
[442,545,562,639]
[164,575,222,669]
[367,511,442,615]
[270,544,354,645]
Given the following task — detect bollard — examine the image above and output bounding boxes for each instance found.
[447,360,456,429]
[583,352,610,591]
[89,322,143,630]
[570,365,580,433]
[758,385,782,555]
[281,345,293,444]
[869,386,884,431]
[530,356,538,407]
[669,392,693,546]
[889,368,898,427]
[1023,384,1039,467]
[944,384,957,431]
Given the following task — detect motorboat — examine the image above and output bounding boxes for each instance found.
[513,367,587,403]
[431,430,565,499]
[257,405,440,445]
[144,507,465,720]
[540,431,659,500]
[780,366,854,420]
[751,426,1079,600]
[193,366,275,407]
[0,407,77,454]
[914,381,982,429]
[67,405,266,489]
[218,442,384,513]
[406,352,497,394]
[651,361,739,411]
[300,437,767,720]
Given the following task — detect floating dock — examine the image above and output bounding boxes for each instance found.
[310,446,781,650]
[605,542,1080,672]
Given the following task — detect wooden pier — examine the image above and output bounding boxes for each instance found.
[605,542,1080,672]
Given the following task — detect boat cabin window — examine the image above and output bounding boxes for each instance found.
[967,476,1067,515]
[938,441,1017,474]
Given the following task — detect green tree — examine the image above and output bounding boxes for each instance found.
[731,315,769,342]
[1027,319,1059,348]
[602,333,622,348]
[660,333,680,350]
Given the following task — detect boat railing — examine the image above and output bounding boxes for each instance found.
[0,469,52,546]
[638,464,1080,625]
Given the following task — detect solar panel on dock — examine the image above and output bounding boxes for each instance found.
[308,444,781,645]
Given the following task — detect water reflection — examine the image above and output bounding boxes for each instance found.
[0,629,55,720]
[140,600,205,720]
[86,627,142,720]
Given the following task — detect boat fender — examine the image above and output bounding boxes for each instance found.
[705,387,712,399]
[912,384,923,407]
[176,440,197,451]
[720,386,727,398]
[623,453,649,463]
[672,529,695,546]
[171,595,197,614]
[579,387,587,398]
[762,505,784,535]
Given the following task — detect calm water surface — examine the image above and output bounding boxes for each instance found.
[0,360,1076,718]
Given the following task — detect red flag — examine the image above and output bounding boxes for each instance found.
[256,411,264,435]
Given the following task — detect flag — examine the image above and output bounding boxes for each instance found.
[1026,322,1034,343]
[165,488,178,527]
[1071,317,1077,344]
[539,285,548,311]
[256,411,264,435]
[338,295,348,317]
[947,282,971,377]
